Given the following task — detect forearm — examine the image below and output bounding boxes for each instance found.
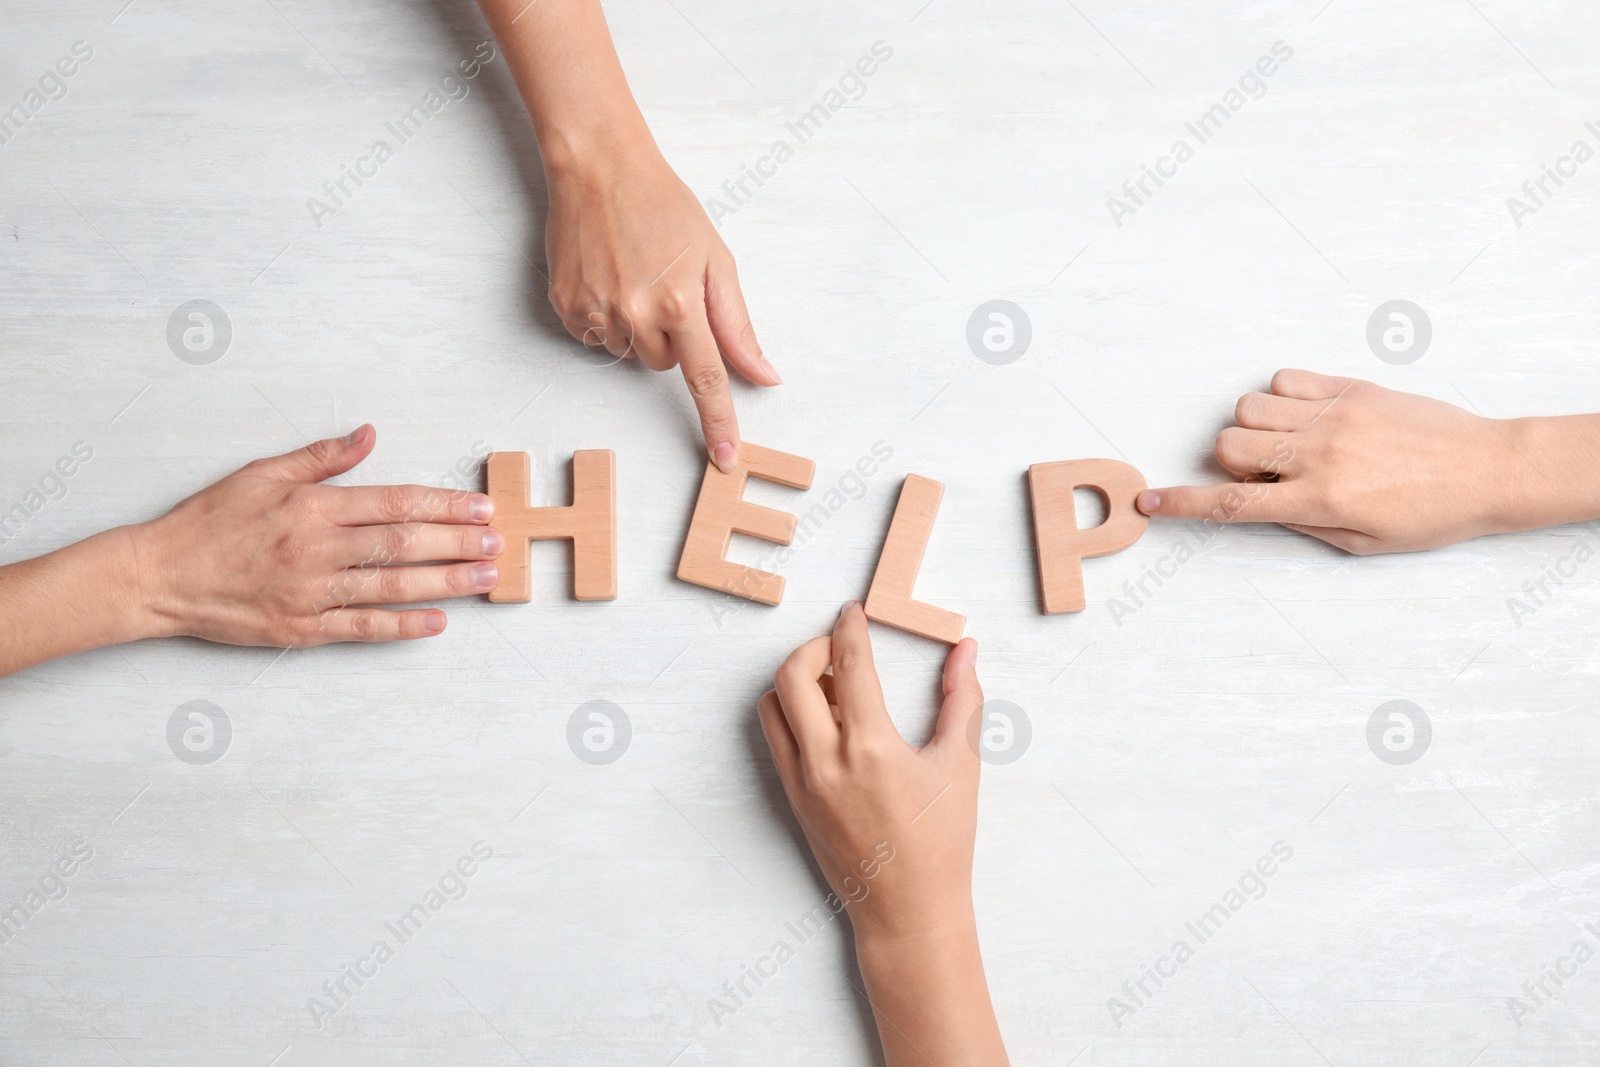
[0,526,155,678]
[854,915,1009,1067]
[477,0,659,174]
[1498,415,1600,533]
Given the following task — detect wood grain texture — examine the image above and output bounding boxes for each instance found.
[864,473,965,643]
[4,2,1600,1064]
[676,442,815,605]
[486,449,616,602]
[1029,459,1149,614]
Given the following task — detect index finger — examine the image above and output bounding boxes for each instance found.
[1136,481,1322,525]
[668,316,740,473]
[323,484,494,527]
[773,635,839,765]
[831,601,892,740]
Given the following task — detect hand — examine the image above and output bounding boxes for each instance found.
[758,603,1008,1067]
[544,151,780,472]
[759,602,982,940]
[1136,369,1540,554]
[128,425,502,646]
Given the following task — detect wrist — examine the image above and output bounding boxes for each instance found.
[853,902,979,961]
[539,117,663,184]
[42,525,167,649]
[1491,416,1600,533]
[112,520,178,641]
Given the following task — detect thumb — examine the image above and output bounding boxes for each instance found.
[253,424,375,484]
[931,638,982,753]
[704,255,779,387]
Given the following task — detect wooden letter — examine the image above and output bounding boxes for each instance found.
[677,443,815,605]
[864,475,965,643]
[1029,459,1149,614]
[487,450,616,603]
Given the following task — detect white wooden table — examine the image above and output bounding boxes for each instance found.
[4,1,1599,1063]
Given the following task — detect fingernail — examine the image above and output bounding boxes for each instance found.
[712,442,738,473]
[944,640,975,693]
[472,562,498,589]
[423,611,446,634]
[758,355,782,385]
[1137,491,1160,514]
[838,600,858,619]
[470,495,494,522]
[481,528,504,556]
[343,426,366,446]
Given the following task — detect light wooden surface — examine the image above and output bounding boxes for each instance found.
[4,1,1600,1064]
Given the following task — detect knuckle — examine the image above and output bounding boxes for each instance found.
[773,661,802,692]
[379,485,415,522]
[443,564,474,596]
[685,364,727,400]
[847,733,891,767]
[657,288,696,324]
[548,280,579,317]
[377,567,407,603]
[415,489,450,522]
[618,296,651,328]
[348,611,377,641]
[1234,394,1261,425]
[304,438,339,470]
[801,763,838,797]
[834,645,868,677]
[277,617,316,648]
[379,524,410,561]
[1213,428,1242,463]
